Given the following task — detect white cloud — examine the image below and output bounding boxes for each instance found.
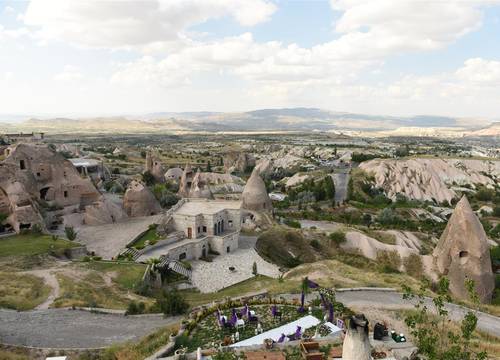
[54,65,83,82]
[455,58,500,84]
[3,5,15,14]
[23,0,276,49]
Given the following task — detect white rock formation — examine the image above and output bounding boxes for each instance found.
[360,158,500,204]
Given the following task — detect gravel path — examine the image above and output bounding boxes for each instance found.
[0,308,180,349]
[282,290,500,338]
[191,236,280,293]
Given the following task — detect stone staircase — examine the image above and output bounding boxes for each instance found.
[120,247,141,261]
[159,258,192,280]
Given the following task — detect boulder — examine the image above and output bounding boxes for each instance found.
[433,196,495,303]
[123,181,161,217]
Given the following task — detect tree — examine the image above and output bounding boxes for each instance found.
[156,290,189,316]
[329,231,346,246]
[142,171,156,186]
[403,278,487,360]
[252,261,258,276]
[64,226,77,241]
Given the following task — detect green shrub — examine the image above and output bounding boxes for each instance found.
[403,253,424,279]
[377,250,401,273]
[329,231,346,246]
[64,226,77,241]
[284,218,301,228]
[310,239,321,250]
[156,290,189,316]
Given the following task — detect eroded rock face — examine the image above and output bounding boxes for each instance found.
[433,196,495,303]
[84,198,128,225]
[123,181,161,217]
[145,151,165,183]
[360,158,500,204]
[342,314,371,360]
[223,152,255,173]
[189,170,214,199]
[241,169,272,212]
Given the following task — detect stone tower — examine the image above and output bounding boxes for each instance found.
[433,196,495,303]
[145,150,165,183]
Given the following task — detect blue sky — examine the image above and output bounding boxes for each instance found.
[1,0,500,119]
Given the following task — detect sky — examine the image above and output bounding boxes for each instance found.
[1,0,500,119]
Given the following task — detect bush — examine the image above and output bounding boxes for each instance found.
[329,231,346,246]
[126,301,146,315]
[403,253,424,279]
[377,250,401,273]
[252,261,258,276]
[64,226,77,241]
[156,290,189,316]
[30,224,43,236]
[284,218,301,228]
[476,188,494,202]
[310,239,321,250]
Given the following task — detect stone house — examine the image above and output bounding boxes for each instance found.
[144,199,241,261]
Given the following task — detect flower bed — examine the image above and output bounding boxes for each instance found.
[178,296,353,352]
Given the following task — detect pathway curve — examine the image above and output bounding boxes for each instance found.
[0,308,180,349]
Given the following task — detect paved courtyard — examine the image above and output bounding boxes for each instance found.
[190,235,280,293]
[0,308,179,349]
[76,214,162,259]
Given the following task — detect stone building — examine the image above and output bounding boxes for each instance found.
[164,167,183,183]
[433,196,495,303]
[141,199,241,261]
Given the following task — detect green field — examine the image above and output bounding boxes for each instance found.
[0,272,51,310]
[0,234,78,257]
[131,228,160,249]
[83,261,147,289]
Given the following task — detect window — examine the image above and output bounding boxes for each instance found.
[228,220,233,228]
[63,190,68,198]
[197,226,201,233]
[36,172,41,177]
[226,246,230,253]
[179,252,187,260]
[203,226,207,233]
[19,160,25,170]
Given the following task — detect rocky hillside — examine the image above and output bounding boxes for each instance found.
[359,158,500,204]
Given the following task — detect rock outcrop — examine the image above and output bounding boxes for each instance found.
[164,167,183,183]
[241,169,272,212]
[178,164,194,198]
[360,158,499,204]
[189,170,214,199]
[145,150,165,183]
[223,151,255,173]
[84,197,128,225]
[342,314,371,360]
[1,143,101,232]
[433,196,495,303]
[123,180,161,217]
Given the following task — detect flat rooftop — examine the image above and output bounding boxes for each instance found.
[69,158,101,167]
[175,199,241,216]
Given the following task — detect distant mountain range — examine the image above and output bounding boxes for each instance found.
[0,108,498,137]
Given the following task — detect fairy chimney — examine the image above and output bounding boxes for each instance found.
[241,169,272,212]
[433,196,495,303]
[342,314,371,360]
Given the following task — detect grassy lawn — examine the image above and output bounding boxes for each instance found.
[98,324,179,360]
[0,234,78,257]
[53,273,135,309]
[0,272,50,310]
[132,228,160,249]
[83,260,147,290]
